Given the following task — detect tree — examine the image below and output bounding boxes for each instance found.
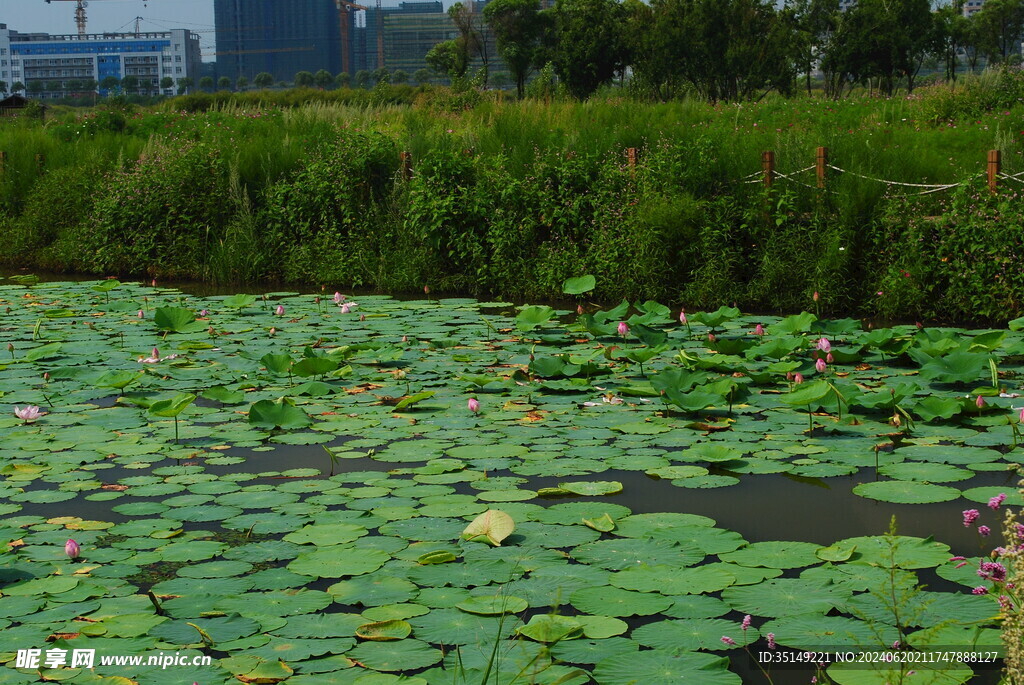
[314,69,334,89]
[82,78,98,93]
[160,76,174,90]
[413,68,431,85]
[12,81,25,94]
[974,0,1024,64]
[236,76,249,90]
[336,72,351,88]
[121,75,140,93]
[199,76,215,91]
[372,67,390,84]
[218,76,232,90]
[354,70,371,88]
[426,41,467,78]
[254,72,274,89]
[0,81,7,95]
[932,1,970,81]
[46,80,65,96]
[176,77,194,95]
[100,76,120,92]
[484,0,544,97]
[294,70,315,88]
[448,2,490,82]
[27,81,44,95]
[391,69,409,84]
[66,79,83,94]
[551,0,628,98]
[790,0,840,95]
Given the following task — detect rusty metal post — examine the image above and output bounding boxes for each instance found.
[816,146,829,189]
[762,150,775,188]
[988,150,1001,194]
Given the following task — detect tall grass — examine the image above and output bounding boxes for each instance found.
[1,80,1023,320]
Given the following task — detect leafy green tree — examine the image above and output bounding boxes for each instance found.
[314,69,334,89]
[449,2,490,82]
[160,76,174,90]
[790,0,839,95]
[0,81,8,95]
[100,76,120,92]
[484,0,544,97]
[426,41,467,77]
[236,75,249,90]
[217,76,232,90]
[254,72,274,89]
[821,0,932,95]
[974,0,1024,64]
[46,80,65,96]
[413,68,431,85]
[391,69,409,84]
[932,1,970,81]
[551,0,628,98]
[27,81,44,95]
[66,79,83,94]
[294,70,315,88]
[354,70,371,88]
[336,72,351,88]
[121,75,140,93]
[12,81,25,94]
[82,79,98,93]
[176,77,194,95]
[199,76,215,91]
[372,67,391,84]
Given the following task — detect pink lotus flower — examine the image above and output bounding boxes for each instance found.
[152,348,160,360]
[617,322,629,338]
[815,358,827,373]
[976,395,985,409]
[275,305,285,316]
[334,291,344,304]
[468,397,480,413]
[754,323,764,336]
[14,405,44,422]
[65,539,79,559]
[816,337,831,353]
[679,310,687,324]
[199,309,208,317]
[340,303,352,314]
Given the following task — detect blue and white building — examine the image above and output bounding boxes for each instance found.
[0,24,201,97]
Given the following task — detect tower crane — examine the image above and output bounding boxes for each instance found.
[44,0,149,38]
[333,0,369,76]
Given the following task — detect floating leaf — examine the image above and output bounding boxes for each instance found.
[461,510,515,546]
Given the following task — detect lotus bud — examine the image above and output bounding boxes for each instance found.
[401,335,408,343]
[815,358,827,373]
[916,321,923,329]
[754,323,764,336]
[150,348,160,360]
[708,333,716,343]
[468,397,480,413]
[275,305,285,316]
[6,343,12,353]
[208,326,216,336]
[65,539,80,559]
[976,395,985,408]
[43,372,50,381]
[314,297,320,305]
[816,337,831,353]
[137,310,144,319]
[785,371,793,381]
[360,314,366,321]
[576,303,584,315]
[424,285,431,295]
[617,322,629,338]
[826,352,834,364]
[812,291,820,302]
[793,373,804,384]
[1019,407,1024,423]
[679,310,687,324]
[151,279,157,287]
[269,327,276,336]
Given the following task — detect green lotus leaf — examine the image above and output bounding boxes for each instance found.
[154,307,203,333]
[248,397,313,429]
[356,619,412,641]
[456,594,528,615]
[562,275,596,295]
[461,509,515,546]
[595,649,740,685]
[852,480,960,504]
[516,614,583,643]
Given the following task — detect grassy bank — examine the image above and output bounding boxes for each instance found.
[3,78,1024,321]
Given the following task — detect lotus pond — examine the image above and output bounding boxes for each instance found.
[1,277,1022,685]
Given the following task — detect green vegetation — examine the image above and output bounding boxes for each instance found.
[4,79,1024,320]
[0,278,1020,683]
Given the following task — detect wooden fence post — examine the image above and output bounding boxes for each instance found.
[0,151,6,177]
[399,151,412,181]
[627,147,637,177]
[816,147,829,189]
[35,153,45,172]
[988,150,1001,194]
[762,150,775,188]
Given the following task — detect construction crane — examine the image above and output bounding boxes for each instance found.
[45,0,149,38]
[333,0,368,76]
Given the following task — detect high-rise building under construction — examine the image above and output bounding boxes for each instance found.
[214,0,342,82]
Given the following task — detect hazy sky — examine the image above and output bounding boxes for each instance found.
[0,0,217,57]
